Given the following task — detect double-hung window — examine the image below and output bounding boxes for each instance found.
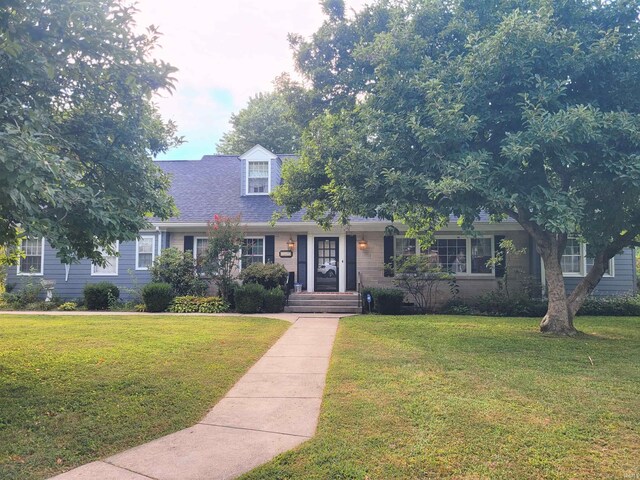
[92,242,119,276]
[136,235,155,270]
[17,238,44,275]
[194,238,209,265]
[247,161,269,194]
[561,238,614,277]
[395,235,494,275]
[242,238,264,268]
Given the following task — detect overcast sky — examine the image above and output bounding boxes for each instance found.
[133,0,368,160]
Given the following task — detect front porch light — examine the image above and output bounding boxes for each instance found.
[287,237,295,250]
[358,238,368,250]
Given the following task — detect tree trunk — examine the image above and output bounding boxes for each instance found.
[567,253,609,318]
[537,237,578,336]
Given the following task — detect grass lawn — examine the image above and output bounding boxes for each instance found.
[243,315,640,480]
[0,314,288,480]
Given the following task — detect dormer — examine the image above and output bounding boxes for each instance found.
[240,144,280,196]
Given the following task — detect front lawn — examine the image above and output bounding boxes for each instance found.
[0,314,288,480]
[243,315,639,480]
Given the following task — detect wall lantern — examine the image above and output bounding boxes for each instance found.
[287,237,295,250]
[358,238,368,250]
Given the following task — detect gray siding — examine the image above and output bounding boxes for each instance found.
[272,157,282,187]
[563,248,636,296]
[6,241,152,301]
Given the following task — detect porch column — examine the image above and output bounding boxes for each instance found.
[306,234,314,292]
[338,234,346,293]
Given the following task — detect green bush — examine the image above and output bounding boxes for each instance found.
[142,282,174,312]
[239,263,288,290]
[263,288,285,313]
[235,283,266,313]
[150,247,208,296]
[84,282,120,310]
[58,301,77,311]
[361,288,376,313]
[169,296,228,313]
[24,301,57,311]
[373,288,405,315]
[577,296,640,316]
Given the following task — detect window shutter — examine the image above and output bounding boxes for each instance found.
[383,235,395,277]
[346,235,357,290]
[297,235,307,289]
[183,235,194,253]
[494,235,506,278]
[265,235,275,263]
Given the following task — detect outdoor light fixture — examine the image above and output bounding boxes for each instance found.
[358,237,368,250]
[287,237,295,250]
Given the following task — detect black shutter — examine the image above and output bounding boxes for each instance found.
[383,235,395,277]
[265,235,275,263]
[184,235,194,253]
[495,235,506,278]
[297,235,307,289]
[346,235,357,290]
[164,232,171,250]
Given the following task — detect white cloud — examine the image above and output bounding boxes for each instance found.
[133,0,369,158]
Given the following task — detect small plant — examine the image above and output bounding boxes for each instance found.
[169,296,228,313]
[84,282,120,310]
[234,283,266,313]
[142,282,174,312]
[392,255,454,313]
[134,303,146,312]
[58,302,78,311]
[372,288,405,315]
[150,248,208,296]
[263,288,285,313]
[240,263,288,290]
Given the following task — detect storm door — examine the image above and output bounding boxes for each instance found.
[314,237,339,292]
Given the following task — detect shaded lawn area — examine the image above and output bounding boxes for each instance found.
[0,314,288,480]
[243,315,639,480]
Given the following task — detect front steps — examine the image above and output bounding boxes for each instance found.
[284,292,361,314]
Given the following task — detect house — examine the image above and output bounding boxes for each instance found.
[6,145,637,305]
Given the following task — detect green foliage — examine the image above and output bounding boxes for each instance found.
[151,248,208,297]
[577,296,640,316]
[58,302,78,311]
[217,89,302,154]
[361,287,404,315]
[0,0,179,264]
[393,255,455,314]
[84,282,120,311]
[234,283,266,313]
[275,0,640,329]
[134,303,146,312]
[263,288,286,313]
[239,263,288,290]
[141,282,174,313]
[202,214,244,303]
[169,296,228,314]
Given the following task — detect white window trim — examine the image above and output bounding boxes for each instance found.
[91,242,119,276]
[394,235,495,277]
[562,241,615,278]
[193,237,208,261]
[136,235,156,271]
[16,237,45,276]
[240,236,266,270]
[245,159,271,195]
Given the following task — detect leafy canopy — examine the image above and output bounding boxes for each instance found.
[0,0,180,263]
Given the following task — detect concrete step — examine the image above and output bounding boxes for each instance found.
[289,293,359,301]
[287,298,360,307]
[284,305,361,314]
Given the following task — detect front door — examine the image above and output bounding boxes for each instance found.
[315,237,339,292]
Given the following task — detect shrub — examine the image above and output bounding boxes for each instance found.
[84,282,120,310]
[361,288,376,313]
[58,301,77,311]
[142,282,174,312]
[169,296,228,313]
[235,283,266,313]
[24,301,57,311]
[134,303,146,312]
[240,263,288,290]
[150,248,208,296]
[263,288,285,313]
[577,296,640,316]
[373,288,405,315]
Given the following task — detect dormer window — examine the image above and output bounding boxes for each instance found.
[247,160,270,194]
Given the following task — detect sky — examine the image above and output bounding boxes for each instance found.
[133,0,369,160]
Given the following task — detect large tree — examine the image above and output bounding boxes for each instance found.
[217,79,303,155]
[274,0,640,335]
[0,0,179,264]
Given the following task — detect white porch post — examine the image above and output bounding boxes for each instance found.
[338,234,346,293]
[307,234,314,292]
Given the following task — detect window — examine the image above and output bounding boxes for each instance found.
[242,238,264,268]
[561,239,615,277]
[92,242,119,276]
[136,235,155,270]
[17,238,44,275]
[395,235,495,276]
[194,238,209,265]
[247,160,269,194]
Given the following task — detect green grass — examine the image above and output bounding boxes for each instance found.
[243,315,640,480]
[0,314,288,480]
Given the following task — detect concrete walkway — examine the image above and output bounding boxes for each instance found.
[50,315,339,480]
